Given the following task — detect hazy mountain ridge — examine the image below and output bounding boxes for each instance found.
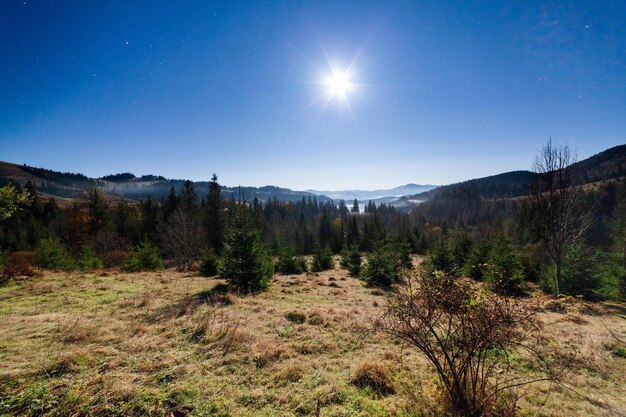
[1,144,623,207]
[306,183,436,202]
[0,162,331,203]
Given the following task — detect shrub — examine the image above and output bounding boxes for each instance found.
[352,361,395,395]
[311,245,334,272]
[199,249,219,277]
[0,252,36,286]
[77,248,104,271]
[425,237,455,275]
[362,242,409,286]
[544,243,604,300]
[483,237,526,295]
[376,271,569,417]
[340,246,362,276]
[461,239,492,280]
[276,246,307,274]
[451,234,473,270]
[1,262,35,286]
[123,242,164,272]
[285,311,306,324]
[34,239,76,270]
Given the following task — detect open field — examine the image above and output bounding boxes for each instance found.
[1,265,625,416]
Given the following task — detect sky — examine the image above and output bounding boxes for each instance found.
[1,1,625,190]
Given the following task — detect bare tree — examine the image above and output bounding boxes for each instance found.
[523,139,594,295]
[162,207,203,270]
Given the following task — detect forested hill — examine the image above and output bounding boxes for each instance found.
[0,161,330,203]
[572,144,626,183]
[409,144,626,203]
[406,144,626,229]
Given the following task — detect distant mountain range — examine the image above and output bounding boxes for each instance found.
[306,183,436,203]
[1,144,623,209]
[0,162,331,204]
[0,161,436,206]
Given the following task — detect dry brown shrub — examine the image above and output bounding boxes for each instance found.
[307,310,326,326]
[10,251,35,265]
[352,361,395,395]
[0,260,36,285]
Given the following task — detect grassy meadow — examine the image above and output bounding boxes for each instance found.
[1,261,625,416]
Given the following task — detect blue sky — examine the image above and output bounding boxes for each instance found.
[1,1,624,189]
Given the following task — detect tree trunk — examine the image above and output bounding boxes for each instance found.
[554,259,561,296]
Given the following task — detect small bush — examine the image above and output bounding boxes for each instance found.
[340,246,362,276]
[451,234,473,270]
[541,243,607,300]
[123,242,164,272]
[363,242,409,286]
[426,237,455,275]
[311,245,334,272]
[276,247,308,274]
[285,311,306,324]
[34,239,76,270]
[560,243,604,300]
[77,248,104,271]
[461,239,492,280]
[482,237,526,295]
[1,263,34,286]
[611,344,626,358]
[352,361,395,395]
[376,270,568,417]
[199,249,219,277]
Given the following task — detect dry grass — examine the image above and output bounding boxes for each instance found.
[0,267,624,416]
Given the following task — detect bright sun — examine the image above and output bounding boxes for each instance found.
[326,71,352,97]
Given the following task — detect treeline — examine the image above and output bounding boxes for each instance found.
[0,176,435,268]
[1,160,625,300]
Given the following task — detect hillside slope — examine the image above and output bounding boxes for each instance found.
[0,162,329,203]
[409,144,626,202]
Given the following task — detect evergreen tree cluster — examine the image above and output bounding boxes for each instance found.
[2,174,625,300]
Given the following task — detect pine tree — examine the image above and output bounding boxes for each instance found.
[87,189,108,237]
[351,199,360,213]
[140,197,159,243]
[318,208,332,248]
[347,215,360,247]
[180,180,199,213]
[331,217,344,253]
[163,186,179,219]
[205,174,224,253]
[340,245,362,276]
[219,203,273,291]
